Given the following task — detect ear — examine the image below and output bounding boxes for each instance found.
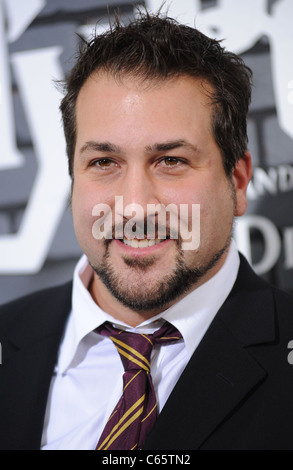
[232,151,252,217]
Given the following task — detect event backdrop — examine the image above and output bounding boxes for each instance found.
[0,0,293,305]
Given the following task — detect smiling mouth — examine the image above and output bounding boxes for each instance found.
[121,238,167,248]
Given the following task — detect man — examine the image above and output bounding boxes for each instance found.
[1,12,293,451]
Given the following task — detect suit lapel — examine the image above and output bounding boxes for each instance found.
[144,256,276,450]
[0,282,72,450]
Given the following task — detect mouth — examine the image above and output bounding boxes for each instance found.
[121,238,166,248]
[112,236,173,256]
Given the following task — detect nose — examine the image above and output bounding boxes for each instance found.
[118,164,160,218]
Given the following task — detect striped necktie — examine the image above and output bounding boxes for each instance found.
[96,321,182,450]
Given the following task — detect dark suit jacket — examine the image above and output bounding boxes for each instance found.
[1,255,293,450]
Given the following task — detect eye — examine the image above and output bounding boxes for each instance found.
[164,157,179,166]
[159,157,185,167]
[91,158,116,168]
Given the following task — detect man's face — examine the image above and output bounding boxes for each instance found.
[71,73,251,321]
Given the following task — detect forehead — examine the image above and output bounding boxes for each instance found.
[78,70,213,103]
[77,71,214,112]
[75,72,215,150]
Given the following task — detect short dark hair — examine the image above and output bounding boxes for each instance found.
[60,11,252,178]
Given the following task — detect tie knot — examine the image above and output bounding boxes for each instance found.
[97,321,182,373]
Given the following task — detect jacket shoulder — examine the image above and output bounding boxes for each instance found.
[0,282,73,333]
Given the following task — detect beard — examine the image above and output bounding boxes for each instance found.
[89,234,231,313]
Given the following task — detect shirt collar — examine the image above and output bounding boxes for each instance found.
[57,240,239,373]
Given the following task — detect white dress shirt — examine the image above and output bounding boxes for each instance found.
[41,241,240,450]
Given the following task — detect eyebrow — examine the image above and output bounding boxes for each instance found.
[145,140,200,154]
[79,139,200,156]
[79,141,121,155]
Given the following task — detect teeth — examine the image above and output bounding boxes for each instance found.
[122,238,164,248]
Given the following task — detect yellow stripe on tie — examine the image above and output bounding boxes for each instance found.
[97,395,145,450]
[104,406,144,450]
[115,346,150,372]
[111,336,151,369]
[160,336,181,341]
[123,370,142,392]
[141,334,153,346]
[141,403,157,423]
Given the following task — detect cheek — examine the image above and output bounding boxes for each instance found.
[72,180,113,215]
[201,185,235,237]
[187,176,234,226]
[71,184,99,240]
[71,181,118,249]
[162,183,201,207]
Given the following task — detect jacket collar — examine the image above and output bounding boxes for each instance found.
[217,254,275,347]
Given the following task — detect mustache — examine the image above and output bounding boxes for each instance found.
[104,216,181,245]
